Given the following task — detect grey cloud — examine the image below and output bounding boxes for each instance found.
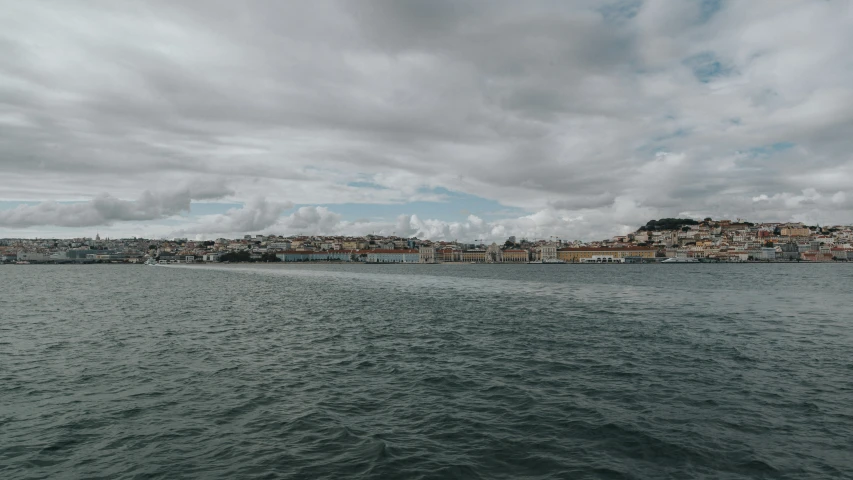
[171,197,294,236]
[550,193,618,211]
[0,180,233,228]
[2,1,853,237]
[284,207,343,232]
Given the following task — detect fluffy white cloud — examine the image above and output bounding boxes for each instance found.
[169,198,655,242]
[171,197,293,237]
[277,206,344,234]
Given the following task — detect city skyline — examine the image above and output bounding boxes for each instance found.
[2,1,853,241]
[4,216,852,264]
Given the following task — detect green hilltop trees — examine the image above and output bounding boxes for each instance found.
[638,218,700,231]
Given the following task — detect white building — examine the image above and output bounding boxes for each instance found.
[17,252,50,262]
[367,249,420,263]
[758,247,776,260]
[419,246,436,263]
[539,244,557,261]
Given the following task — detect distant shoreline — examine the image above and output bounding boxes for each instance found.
[3,261,850,266]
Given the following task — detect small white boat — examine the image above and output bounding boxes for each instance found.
[661,257,699,263]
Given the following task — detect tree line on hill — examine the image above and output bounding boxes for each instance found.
[638,218,700,232]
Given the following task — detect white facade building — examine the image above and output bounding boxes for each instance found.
[419,246,436,263]
[539,244,557,261]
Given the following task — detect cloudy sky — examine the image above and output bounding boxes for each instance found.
[1,0,851,241]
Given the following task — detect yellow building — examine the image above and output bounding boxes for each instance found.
[438,249,460,262]
[502,250,529,263]
[557,247,657,262]
[780,227,810,237]
[461,250,486,263]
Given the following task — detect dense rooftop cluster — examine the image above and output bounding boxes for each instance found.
[2,218,853,264]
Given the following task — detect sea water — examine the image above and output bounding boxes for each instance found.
[2,264,852,479]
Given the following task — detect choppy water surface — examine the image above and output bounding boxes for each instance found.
[2,264,852,479]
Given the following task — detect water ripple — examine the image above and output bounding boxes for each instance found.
[1,263,852,479]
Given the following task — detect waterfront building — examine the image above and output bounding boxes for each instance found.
[581,255,624,263]
[831,248,848,260]
[276,250,357,262]
[366,249,419,263]
[276,252,310,262]
[778,243,800,261]
[729,253,749,262]
[801,252,834,262]
[16,252,50,262]
[502,249,529,263]
[485,243,503,263]
[461,250,487,263]
[557,247,656,263]
[419,246,436,264]
[438,248,461,263]
[539,244,558,261]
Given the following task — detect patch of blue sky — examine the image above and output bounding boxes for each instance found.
[635,144,670,156]
[598,0,642,24]
[598,0,721,26]
[345,181,389,190]
[742,142,795,156]
[698,0,723,23]
[654,128,692,142]
[683,51,734,83]
[635,128,691,156]
[0,201,40,209]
